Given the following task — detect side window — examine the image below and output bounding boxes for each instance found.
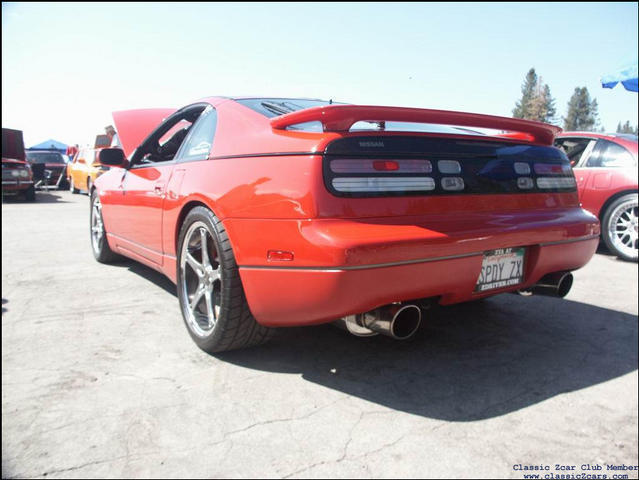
[554,138,595,167]
[587,139,636,168]
[175,107,217,163]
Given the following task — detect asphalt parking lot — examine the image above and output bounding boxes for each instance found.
[2,189,638,479]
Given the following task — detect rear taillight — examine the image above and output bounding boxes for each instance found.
[323,136,577,198]
[332,177,436,193]
[329,158,435,193]
[329,159,432,173]
[536,177,577,189]
[533,163,571,175]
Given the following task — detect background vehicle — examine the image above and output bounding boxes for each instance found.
[2,127,35,201]
[25,150,69,190]
[67,146,109,194]
[91,98,599,353]
[555,132,638,261]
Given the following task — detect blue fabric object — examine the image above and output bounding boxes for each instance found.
[601,61,638,92]
[28,138,68,153]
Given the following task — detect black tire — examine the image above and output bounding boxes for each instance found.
[70,177,79,194]
[177,206,273,353]
[601,193,638,262]
[24,186,36,202]
[90,190,120,263]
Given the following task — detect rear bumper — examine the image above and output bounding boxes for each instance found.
[2,180,33,192]
[226,207,600,327]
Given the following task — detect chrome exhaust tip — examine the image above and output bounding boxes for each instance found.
[516,271,574,298]
[337,304,422,340]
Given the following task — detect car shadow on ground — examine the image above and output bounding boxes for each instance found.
[218,296,637,422]
[1,191,70,204]
[110,259,177,296]
[121,256,638,422]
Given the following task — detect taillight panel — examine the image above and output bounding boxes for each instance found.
[323,136,576,198]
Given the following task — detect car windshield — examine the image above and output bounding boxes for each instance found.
[26,151,66,164]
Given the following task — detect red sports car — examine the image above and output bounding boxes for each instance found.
[91,97,599,353]
[555,132,637,262]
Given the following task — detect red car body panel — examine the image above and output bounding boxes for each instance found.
[96,98,600,327]
[239,238,597,326]
[557,132,638,218]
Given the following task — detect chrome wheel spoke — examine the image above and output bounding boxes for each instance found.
[204,288,216,326]
[185,252,203,277]
[200,228,210,268]
[189,286,205,313]
[211,258,221,282]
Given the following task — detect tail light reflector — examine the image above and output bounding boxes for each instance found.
[517,177,534,189]
[441,177,464,191]
[513,162,531,174]
[537,177,576,189]
[534,163,571,175]
[332,177,436,193]
[373,160,399,171]
[437,160,461,174]
[267,250,294,261]
[330,159,432,173]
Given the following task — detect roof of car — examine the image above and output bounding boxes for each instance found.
[558,131,634,139]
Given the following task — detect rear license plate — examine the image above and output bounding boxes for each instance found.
[475,248,525,292]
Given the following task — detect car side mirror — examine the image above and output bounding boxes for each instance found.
[99,148,128,167]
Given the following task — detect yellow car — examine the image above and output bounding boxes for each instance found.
[66,147,109,194]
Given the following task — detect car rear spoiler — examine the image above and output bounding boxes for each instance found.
[270,105,562,145]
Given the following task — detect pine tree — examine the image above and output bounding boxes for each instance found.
[513,68,538,119]
[527,80,558,124]
[512,69,557,124]
[616,121,638,135]
[563,87,600,131]
[542,84,557,124]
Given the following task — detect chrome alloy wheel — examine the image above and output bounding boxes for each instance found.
[179,221,222,337]
[91,194,105,255]
[609,197,638,260]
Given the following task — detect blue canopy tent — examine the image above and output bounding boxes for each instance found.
[601,60,638,92]
[27,139,68,154]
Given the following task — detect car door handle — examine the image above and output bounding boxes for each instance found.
[154,183,165,196]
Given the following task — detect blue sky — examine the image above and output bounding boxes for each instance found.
[2,2,637,147]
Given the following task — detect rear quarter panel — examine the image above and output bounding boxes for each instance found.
[580,167,638,217]
[162,155,323,259]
